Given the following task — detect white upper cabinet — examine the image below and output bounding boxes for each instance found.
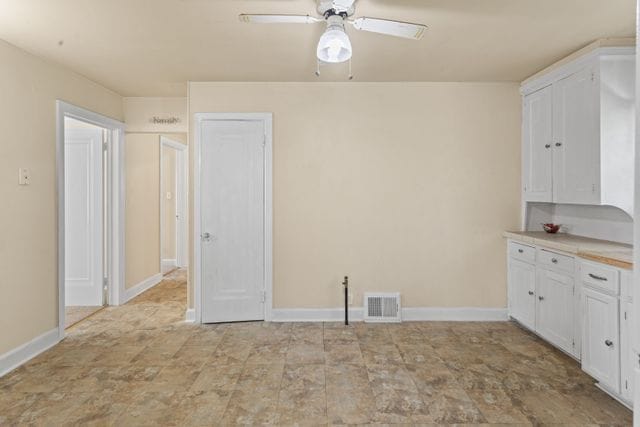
[523,86,553,201]
[522,47,635,214]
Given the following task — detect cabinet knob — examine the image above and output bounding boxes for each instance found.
[544,144,551,149]
[538,296,544,301]
[555,142,562,147]
[518,249,524,253]
[605,340,613,347]
[528,291,534,296]
[551,258,558,264]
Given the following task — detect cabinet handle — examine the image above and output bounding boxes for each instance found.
[538,296,544,301]
[555,142,562,147]
[605,340,613,347]
[544,144,551,149]
[528,291,534,296]
[588,273,607,281]
[518,249,524,253]
[551,258,558,264]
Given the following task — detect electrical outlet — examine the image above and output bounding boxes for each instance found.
[18,168,30,185]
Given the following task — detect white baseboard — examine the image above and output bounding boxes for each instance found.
[123,273,163,303]
[161,259,177,273]
[185,308,195,323]
[271,308,363,322]
[0,328,59,378]
[402,307,508,321]
[271,307,508,322]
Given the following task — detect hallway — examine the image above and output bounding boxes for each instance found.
[0,269,633,425]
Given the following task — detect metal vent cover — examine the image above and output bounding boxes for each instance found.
[364,292,401,323]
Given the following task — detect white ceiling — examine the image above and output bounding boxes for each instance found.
[0,0,634,96]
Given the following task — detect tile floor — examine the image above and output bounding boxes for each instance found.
[65,306,104,329]
[0,268,633,425]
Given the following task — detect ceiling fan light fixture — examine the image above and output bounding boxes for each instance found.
[316,23,352,63]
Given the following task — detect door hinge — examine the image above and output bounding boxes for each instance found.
[625,311,628,321]
[625,380,629,390]
[260,290,266,303]
[572,339,575,347]
[103,277,108,290]
[591,72,596,82]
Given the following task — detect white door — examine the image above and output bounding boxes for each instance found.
[581,287,620,393]
[552,66,600,205]
[64,128,104,306]
[523,85,553,202]
[201,120,266,323]
[508,258,536,330]
[536,268,575,354]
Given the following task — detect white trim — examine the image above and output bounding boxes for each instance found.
[123,273,163,303]
[521,46,635,95]
[185,308,196,323]
[56,101,126,341]
[271,307,508,322]
[193,113,273,324]
[0,329,59,378]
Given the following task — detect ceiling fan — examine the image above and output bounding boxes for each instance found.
[239,0,427,70]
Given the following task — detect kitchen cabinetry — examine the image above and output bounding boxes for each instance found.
[506,241,578,358]
[521,47,635,214]
[536,267,575,354]
[581,286,620,393]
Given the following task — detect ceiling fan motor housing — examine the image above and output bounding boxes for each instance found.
[318,0,355,17]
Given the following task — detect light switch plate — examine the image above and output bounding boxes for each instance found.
[18,168,29,185]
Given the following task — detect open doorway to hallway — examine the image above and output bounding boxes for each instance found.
[57,101,126,335]
[160,136,188,276]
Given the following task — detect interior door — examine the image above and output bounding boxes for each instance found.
[581,287,620,393]
[64,128,104,306]
[508,258,536,330]
[201,120,266,323]
[523,85,553,202]
[536,268,574,354]
[552,66,600,204]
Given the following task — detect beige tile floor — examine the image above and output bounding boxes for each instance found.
[0,268,633,425]
[65,306,104,329]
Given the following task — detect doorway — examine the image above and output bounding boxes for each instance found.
[56,101,125,337]
[160,136,188,275]
[193,113,273,323]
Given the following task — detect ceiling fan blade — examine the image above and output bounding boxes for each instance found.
[350,17,427,40]
[239,14,321,24]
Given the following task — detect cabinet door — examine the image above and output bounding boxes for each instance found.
[552,66,600,205]
[581,287,620,393]
[536,268,575,354]
[508,258,536,330]
[523,86,553,202]
[620,300,633,402]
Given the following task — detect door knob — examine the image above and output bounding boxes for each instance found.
[201,232,212,242]
[528,291,534,296]
[555,142,562,147]
[538,296,544,301]
[544,144,551,149]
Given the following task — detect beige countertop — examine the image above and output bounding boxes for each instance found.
[503,231,633,270]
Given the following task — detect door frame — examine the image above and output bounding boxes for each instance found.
[193,113,273,323]
[56,101,126,339]
[159,136,188,272]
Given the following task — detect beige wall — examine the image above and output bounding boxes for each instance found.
[189,82,521,310]
[0,39,122,355]
[162,145,177,260]
[125,133,186,288]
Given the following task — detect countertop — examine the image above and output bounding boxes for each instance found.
[503,231,633,270]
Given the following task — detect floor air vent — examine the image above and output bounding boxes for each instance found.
[364,292,401,323]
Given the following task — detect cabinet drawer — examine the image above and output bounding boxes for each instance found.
[508,241,535,263]
[581,261,619,295]
[538,249,574,273]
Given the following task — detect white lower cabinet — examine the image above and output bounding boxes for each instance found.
[508,258,536,330]
[581,287,620,393]
[536,268,575,355]
[507,241,578,357]
[620,299,634,402]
